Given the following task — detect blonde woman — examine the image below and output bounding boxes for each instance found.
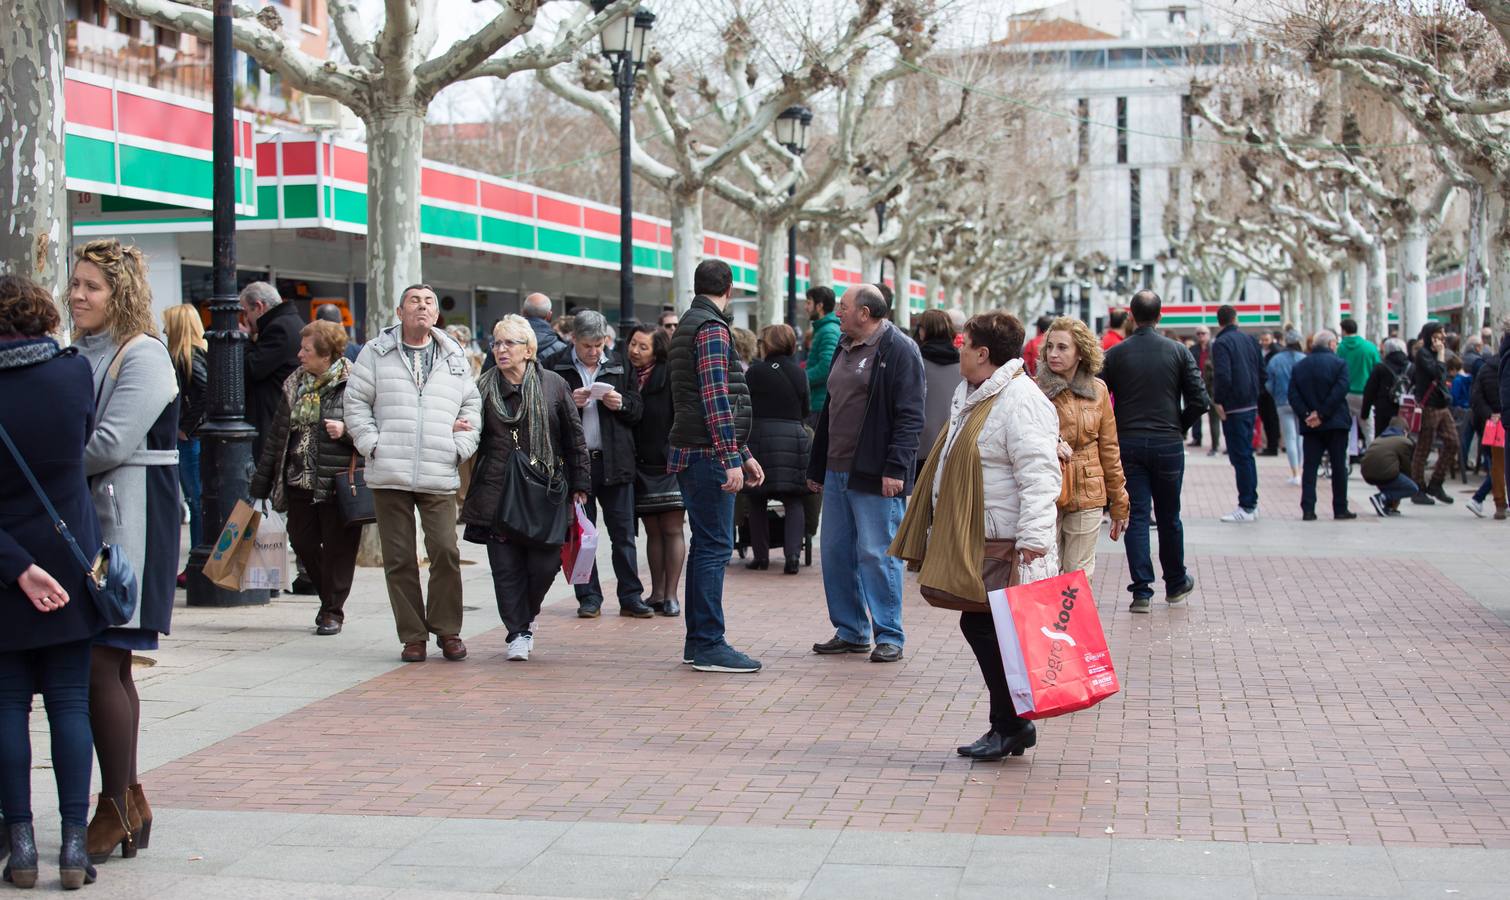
[1036,316,1130,577]
[161,305,207,580]
[69,239,180,863]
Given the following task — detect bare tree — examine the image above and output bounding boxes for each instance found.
[0,0,68,304]
[107,0,636,335]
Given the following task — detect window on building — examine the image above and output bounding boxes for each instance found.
[1077,98,1089,165]
[1108,48,1143,69]
[1129,169,1142,260]
[1116,97,1128,164]
[300,0,316,27]
[115,12,135,36]
[1168,6,1188,25]
[154,26,179,50]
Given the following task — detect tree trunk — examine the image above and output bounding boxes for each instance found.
[1367,240,1388,346]
[1325,268,1343,332]
[924,268,941,310]
[1488,230,1510,331]
[1350,254,1369,340]
[0,0,68,304]
[755,219,785,326]
[669,188,703,312]
[893,250,914,330]
[1465,184,1487,333]
[809,223,834,290]
[1282,283,1300,334]
[860,248,881,286]
[1399,221,1430,342]
[364,109,427,338]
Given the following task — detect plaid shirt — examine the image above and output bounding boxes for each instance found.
[667,319,751,473]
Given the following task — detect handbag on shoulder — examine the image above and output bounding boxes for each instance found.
[0,421,138,626]
[494,446,571,548]
[333,453,376,526]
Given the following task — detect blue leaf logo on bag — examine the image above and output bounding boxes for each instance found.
[214,521,240,557]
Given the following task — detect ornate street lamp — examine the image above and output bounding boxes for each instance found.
[775,105,811,327]
[596,3,655,327]
[186,0,266,606]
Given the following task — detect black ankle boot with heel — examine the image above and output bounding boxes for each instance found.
[1,822,37,888]
[59,825,97,889]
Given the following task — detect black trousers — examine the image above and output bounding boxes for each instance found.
[1259,392,1280,453]
[576,453,644,606]
[285,487,362,622]
[486,541,560,640]
[1301,430,1351,516]
[959,610,1026,735]
[746,493,806,562]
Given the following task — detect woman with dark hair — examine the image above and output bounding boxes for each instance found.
[0,275,106,888]
[69,239,179,865]
[1410,321,1459,504]
[743,324,812,574]
[250,321,363,635]
[626,324,684,615]
[891,311,1060,761]
[913,310,962,472]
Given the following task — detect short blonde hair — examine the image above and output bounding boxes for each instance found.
[1041,316,1104,375]
[493,314,537,359]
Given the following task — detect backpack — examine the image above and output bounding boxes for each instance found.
[1390,363,1413,406]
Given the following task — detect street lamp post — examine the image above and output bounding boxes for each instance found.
[186,0,266,606]
[775,106,811,327]
[597,3,655,328]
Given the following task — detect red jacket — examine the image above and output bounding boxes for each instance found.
[1101,331,1123,351]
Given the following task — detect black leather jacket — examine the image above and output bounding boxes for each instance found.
[1101,325,1210,442]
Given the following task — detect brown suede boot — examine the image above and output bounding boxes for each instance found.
[128,784,152,850]
[85,795,135,864]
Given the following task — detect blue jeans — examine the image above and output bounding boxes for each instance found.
[1372,473,1419,505]
[677,457,735,655]
[1278,406,1301,471]
[178,437,203,550]
[1221,410,1258,511]
[0,639,94,827]
[819,470,905,648]
[1120,438,1188,601]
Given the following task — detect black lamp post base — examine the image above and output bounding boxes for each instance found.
[184,546,269,607]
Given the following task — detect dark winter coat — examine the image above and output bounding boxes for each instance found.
[1360,427,1414,485]
[808,321,926,497]
[550,348,642,486]
[528,315,568,368]
[745,354,812,497]
[1471,354,1501,434]
[1360,349,1409,428]
[249,363,357,513]
[1101,325,1210,442]
[1287,346,1351,434]
[175,346,208,438]
[1211,323,1265,410]
[0,341,106,653]
[459,366,591,530]
[632,363,674,471]
[246,301,305,458]
[1412,346,1452,410]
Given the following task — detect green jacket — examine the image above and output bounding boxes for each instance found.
[1336,334,1380,395]
[806,312,841,413]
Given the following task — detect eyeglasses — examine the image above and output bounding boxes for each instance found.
[496,338,530,348]
[661,321,678,331]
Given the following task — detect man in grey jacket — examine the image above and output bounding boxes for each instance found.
[345,284,483,663]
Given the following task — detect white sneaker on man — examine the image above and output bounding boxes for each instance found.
[1220,508,1258,523]
[1467,498,1486,518]
[506,635,531,661]
[1286,476,1302,486]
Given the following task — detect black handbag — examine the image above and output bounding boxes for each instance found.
[0,420,139,627]
[494,447,571,548]
[333,453,376,526]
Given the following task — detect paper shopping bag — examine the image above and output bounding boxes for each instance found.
[241,505,289,591]
[203,499,260,591]
[988,568,1119,720]
[560,502,599,585]
[1484,419,1506,448]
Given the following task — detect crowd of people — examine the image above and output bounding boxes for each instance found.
[3,237,1503,885]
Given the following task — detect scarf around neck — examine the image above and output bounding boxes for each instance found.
[0,337,64,371]
[480,360,557,475]
[290,357,347,428]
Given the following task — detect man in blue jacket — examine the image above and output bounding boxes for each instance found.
[1211,305,1266,522]
[1288,329,1357,521]
[806,284,925,663]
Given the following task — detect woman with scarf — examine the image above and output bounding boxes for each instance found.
[1036,317,1129,577]
[250,320,362,636]
[890,312,1060,762]
[460,315,590,662]
[626,324,684,615]
[913,310,962,474]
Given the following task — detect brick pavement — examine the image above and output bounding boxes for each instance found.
[145,457,1510,847]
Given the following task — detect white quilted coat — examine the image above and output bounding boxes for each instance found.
[344,325,482,494]
[932,359,1062,554]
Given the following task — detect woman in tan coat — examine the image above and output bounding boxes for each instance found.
[1036,317,1130,577]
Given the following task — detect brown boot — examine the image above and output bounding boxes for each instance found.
[438,635,467,661]
[85,795,136,864]
[400,641,426,662]
[128,784,152,850]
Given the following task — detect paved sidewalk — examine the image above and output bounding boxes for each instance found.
[19,452,1510,898]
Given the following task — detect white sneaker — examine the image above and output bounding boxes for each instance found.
[506,635,530,661]
[1220,508,1258,523]
[1286,476,1302,487]
[524,634,535,655]
[1467,498,1486,518]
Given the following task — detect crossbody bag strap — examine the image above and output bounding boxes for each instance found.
[92,333,151,415]
[0,420,94,575]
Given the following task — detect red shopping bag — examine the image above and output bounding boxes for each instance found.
[1398,394,1423,434]
[559,502,599,585]
[987,568,1119,720]
[1484,419,1506,448]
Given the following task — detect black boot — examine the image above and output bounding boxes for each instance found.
[961,722,1037,760]
[59,825,97,890]
[2,822,37,888]
[1427,481,1455,504]
[956,731,995,757]
[658,597,681,617]
[783,556,800,575]
[1410,490,1436,505]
